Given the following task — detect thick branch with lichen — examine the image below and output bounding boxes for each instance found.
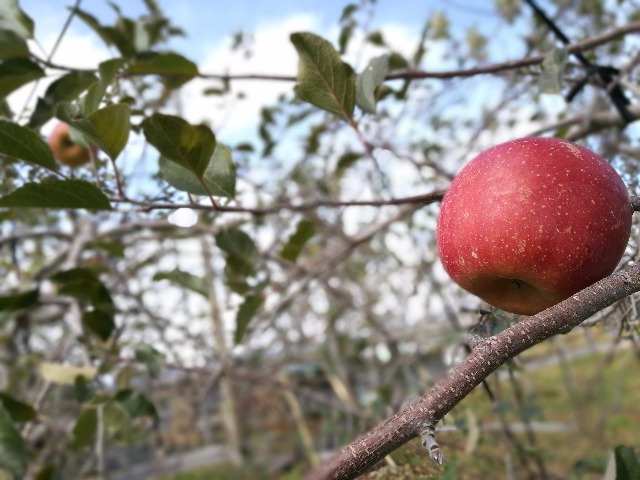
[305,260,640,480]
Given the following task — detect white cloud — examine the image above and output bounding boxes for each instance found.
[181,14,318,142]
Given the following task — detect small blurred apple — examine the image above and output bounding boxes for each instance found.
[437,137,632,315]
[48,122,94,168]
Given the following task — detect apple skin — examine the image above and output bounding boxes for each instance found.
[47,122,94,168]
[437,137,632,316]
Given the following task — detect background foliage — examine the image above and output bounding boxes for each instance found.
[1,0,640,478]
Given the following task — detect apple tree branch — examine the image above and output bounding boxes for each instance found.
[305,257,640,480]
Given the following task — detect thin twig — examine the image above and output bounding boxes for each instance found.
[29,22,640,84]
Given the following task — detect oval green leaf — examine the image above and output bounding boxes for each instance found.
[134,343,164,378]
[0,179,112,210]
[0,289,39,312]
[290,32,356,120]
[0,406,27,479]
[57,102,131,160]
[142,113,216,179]
[0,58,45,99]
[280,219,316,262]
[127,51,199,89]
[158,143,235,197]
[69,408,97,451]
[234,294,263,345]
[0,0,34,39]
[81,58,127,114]
[82,310,115,341]
[0,393,37,423]
[0,30,29,60]
[153,269,208,297]
[356,54,389,114]
[539,47,567,94]
[28,71,98,128]
[0,120,57,170]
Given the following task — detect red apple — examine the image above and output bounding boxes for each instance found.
[48,122,94,168]
[437,137,632,315]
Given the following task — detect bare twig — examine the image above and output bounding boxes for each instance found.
[111,190,447,215]
[30,22,640,84]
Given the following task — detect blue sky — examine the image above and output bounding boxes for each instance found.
[9,0,535,198]
[17,0,505,65]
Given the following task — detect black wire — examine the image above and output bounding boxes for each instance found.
[524,0,636,123]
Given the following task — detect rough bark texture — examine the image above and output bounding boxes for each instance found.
[305,263,640,480]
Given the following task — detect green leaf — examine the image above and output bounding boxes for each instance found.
[539,47,566,94]
[429,10,450,40]
[73,7,136,57]
[57,102,131,160]
[0,405,27,479]
[0,58,45,99]
[153,269,208,297]
[127,51,199,89]
[614,445,640,480]
[87,239,125,258]
[216,228,258,260]
[340,4,358,21]
[0,0,34,39]
[103,401,132,441]
[142,113,216,179]
[234,294,263,345]
[388,51,409,71]
[290,32,356,120]
[0,393,36,423]
[367,31,385,46]
[82,310,115,341]
[280,219,316,262]
[134,343,163,378]
[114,389,158,420]
[0,29,28,60]
[0,120,57,170]
[338,23,354,55]
[51,267,99,284]
[57,284,115,315]
[158,143,236,197]
[0,289,38,312]
[0,179,111,210]
[81,58,126,114]
[69,408,97,451]
[335,151,363,176]
[216,228,260,293]
[33,464,61,480]
[28,71,98,128]
[74,376,95,404]
[0,392,38,423]
[356,54,389,114]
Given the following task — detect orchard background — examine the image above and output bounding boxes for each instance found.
[1,0,640,479]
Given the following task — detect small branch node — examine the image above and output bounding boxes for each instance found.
[419,422,444,466]
[466,333,487,350]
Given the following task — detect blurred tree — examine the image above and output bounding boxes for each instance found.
[0,0,639,479]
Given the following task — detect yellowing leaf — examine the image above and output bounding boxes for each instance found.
[40,363,96,385]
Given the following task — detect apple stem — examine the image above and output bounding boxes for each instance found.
[419,422,444,465]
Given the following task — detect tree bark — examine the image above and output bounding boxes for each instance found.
[305,263,640,480]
